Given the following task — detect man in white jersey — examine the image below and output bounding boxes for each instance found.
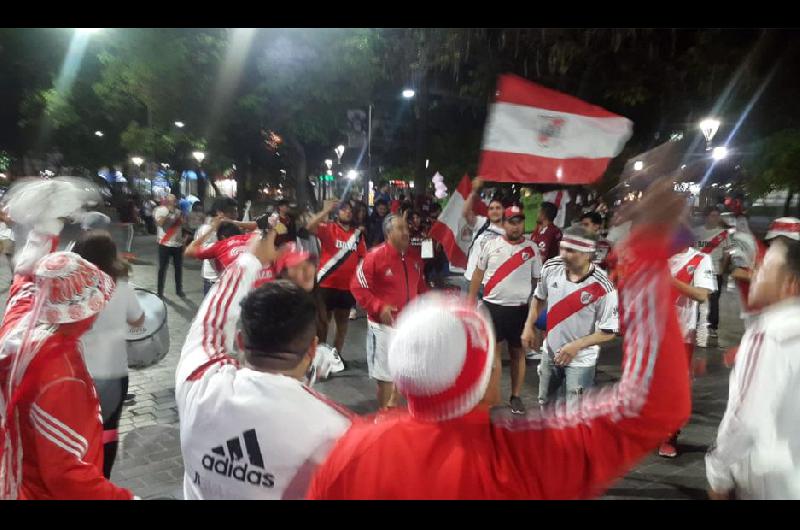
[706,235,800,499]
[154,194,186,298]
[521,226,618,410]
[468,205,542,414]
[462,177,505,287]
[694,206,733,346]
[176,235,351,500]
[659,228,716,458]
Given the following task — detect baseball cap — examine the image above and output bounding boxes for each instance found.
[274,243,312,275]
[503,205,525,220]
[765,217,800,242]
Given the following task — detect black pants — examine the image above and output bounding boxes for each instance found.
[708,274,722,330]
[96,376,129,478]
[157,245,183,296]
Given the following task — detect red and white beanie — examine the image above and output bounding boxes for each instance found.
[34,251,115,324]
[388,294,495,422]
[765,217,800,242]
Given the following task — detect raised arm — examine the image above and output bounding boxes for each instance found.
[462,177,483,229]
[306,200,337,235]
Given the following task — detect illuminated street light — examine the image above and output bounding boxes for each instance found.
[192,151,206,163]
[712,146,728,161]
[174,121,185,128]
[94,130,104,137]
[347,170,358,180]
[699,118,720,150]
[334,145,345,164]
[324,159,333,170]
[131,156,144,167]
[402,89,416,99]
[633,160,644,171]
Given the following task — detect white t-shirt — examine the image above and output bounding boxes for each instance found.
[694,225,732,274]
[176,253,351,500]
[534,257,618,367]
[669,248,717,342]
[464,215,505,282]
[195,220,219,282]
[477,236,542,306]
[155,205,184,247]
[80,280,144,379]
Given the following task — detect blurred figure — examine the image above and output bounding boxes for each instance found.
[350,213,427,410]
[154,194,185,298]
[706,235,800,499]
[532,202,562,261]
[273,199,297,247]
[366,199,389,248]
[462,177,505,290]
[193,198,240,296]
[74,231,145,477]
[694,206,733,346]
[309,184,691,498]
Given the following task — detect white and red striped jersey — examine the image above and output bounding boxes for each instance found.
[464,215,505,282]
[154,206,184,248]
[477,237,542,306]
[175,253,352,500]
[694,226,733,274]
[669,248,716,342]
[534,257,618,367]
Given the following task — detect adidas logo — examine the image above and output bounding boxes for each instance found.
[202,429,275,488]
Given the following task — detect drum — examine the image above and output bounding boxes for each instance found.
[126,287,170,368]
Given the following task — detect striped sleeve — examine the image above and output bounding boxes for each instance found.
[490,227,691,499]
[350,250,386,319]
[31,380,133,500]
[176,253,263,384]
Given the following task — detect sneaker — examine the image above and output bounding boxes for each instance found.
[329,348,346,374]
[509,395,526,415]
[525,350,542,361]
[349,308,358,320]
[658,440,678,458]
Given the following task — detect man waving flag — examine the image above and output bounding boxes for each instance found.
[429,175,488,270]
[479,74,633,184]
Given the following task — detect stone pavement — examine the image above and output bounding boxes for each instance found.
[0,233,746,500]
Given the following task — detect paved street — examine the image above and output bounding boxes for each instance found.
[0,233,746,500]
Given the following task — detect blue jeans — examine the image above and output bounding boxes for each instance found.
[537,352,596,408]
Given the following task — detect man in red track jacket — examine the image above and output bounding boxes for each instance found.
[0,231,133,500]
[351,213,427,410]
[309,181,691,500]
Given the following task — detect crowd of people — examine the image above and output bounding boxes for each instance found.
[1,174,799,500]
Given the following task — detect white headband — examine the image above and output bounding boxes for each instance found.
[560,235,597,253]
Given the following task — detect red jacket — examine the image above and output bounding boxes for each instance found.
[0,277,133,500]
[310,227,691,499]
[350,242,428,324]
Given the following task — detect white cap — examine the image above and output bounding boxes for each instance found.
[388,294,495,422]
[765,217,800,242]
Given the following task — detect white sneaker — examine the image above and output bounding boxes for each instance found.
[526,350,542,361]
[329,348,346,374]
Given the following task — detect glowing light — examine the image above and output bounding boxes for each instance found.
[324,159,333,170]
[402,89,416,99]
[76,28,103,35]
[131,157,144,167]
[425,159,430,169]
[712,146,728,161]
[633,161,644,171]
[174,121,185,128]
[699,118,720,145]
[94,130,104,137]
[192,151,206,163]
[347,170,358,180]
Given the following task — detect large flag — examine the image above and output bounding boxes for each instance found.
[479,74,633,184]
[429,175,487,270]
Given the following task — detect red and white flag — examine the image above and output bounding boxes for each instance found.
[429,175,487,270]
[542,189,571,228]
[479,74,633,184]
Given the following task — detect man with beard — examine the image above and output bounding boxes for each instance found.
[468,205,542,414]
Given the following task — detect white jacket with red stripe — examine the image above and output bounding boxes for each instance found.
[175,253,352,500]
[706,297,800,499]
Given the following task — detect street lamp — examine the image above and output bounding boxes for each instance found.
[174,121,185,128]
[633,160,644,171]
[347,170,358,180]
[402,89,416,99]
[334,145,345,164]
[324,159,333,170]
[192,151,206,163]
[699,118,720,151]
[131,156,144,167]
[94,130,104,137]
[711,146,728,161]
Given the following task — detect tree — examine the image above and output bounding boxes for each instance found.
[743,129,800,215]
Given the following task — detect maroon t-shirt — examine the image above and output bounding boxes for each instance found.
[531,223,562,261]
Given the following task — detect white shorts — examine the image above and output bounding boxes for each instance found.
[367,320,393,382]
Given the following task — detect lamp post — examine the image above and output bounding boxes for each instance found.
[699,118,720,151]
